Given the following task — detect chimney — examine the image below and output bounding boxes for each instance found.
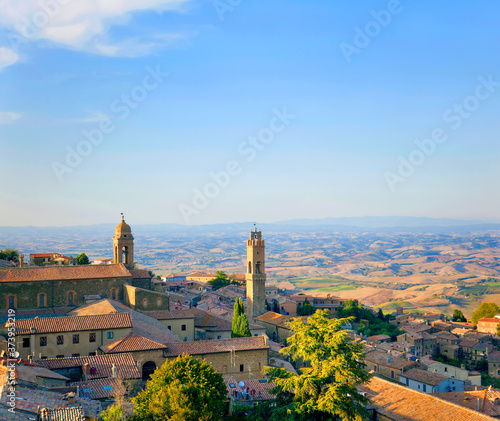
[19,254,24,268]
[67,392,76,406]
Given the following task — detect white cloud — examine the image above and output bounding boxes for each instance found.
[0,111,22,124]
[0,47,20,70]
[0,0,192,56]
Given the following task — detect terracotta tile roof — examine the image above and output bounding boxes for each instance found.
[488,350,500,363]
[36,353,141,380]
[478,318,500,323]
[71,377,127,400]
[224,376,275,401]
[359,376,497,421]
[460,339,479,348]
[0,385,101,419]
[13,313,132,335]
[39,407,85,421]
[255,311,292,327]
[129,269,152,279]
[187,272,216,278]
[143,309,195,320]
[162,335,269,357]
[364,351,415,370]
[400,368,451,386]
[100,333,167,353]
[0,307,72,318]
[190,308,232,332]
[0,263,131,283]
[0,364,69,383]
[434,331,459,340]
[433,389,500,418]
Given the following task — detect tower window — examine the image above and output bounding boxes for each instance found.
[67,291,76,306]
[38,293,47,308]
[7,295,16,309]
[256,262,261,274]
[248,261,252,274]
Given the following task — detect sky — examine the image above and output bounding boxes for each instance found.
[1,0,500,226]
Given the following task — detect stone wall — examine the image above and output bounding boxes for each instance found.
[124,285,170,311]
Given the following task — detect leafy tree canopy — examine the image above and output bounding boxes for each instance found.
[0,249,19,263]
[76,252,90,265]
[297,299,315,316]
[452,309,467,323]
[133,354,227,421]
[208,271,232,290]
[472,302,500,325]
[263,310,371,421]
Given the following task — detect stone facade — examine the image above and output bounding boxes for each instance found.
[246,229,266,322]
[113,215,134,267]
[123,285,170,312]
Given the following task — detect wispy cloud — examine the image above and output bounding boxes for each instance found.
[0,111,22,124]
[0,47,19,70]
[0,0,193,57]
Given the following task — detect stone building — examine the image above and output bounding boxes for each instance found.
[113,215,134,267]
[246,228,266,322]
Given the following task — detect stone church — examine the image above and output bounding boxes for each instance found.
[0,217,168,312]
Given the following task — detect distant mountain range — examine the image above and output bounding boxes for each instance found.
[1,216,500,236]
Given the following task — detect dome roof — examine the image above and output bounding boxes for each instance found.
[115,216,132,233]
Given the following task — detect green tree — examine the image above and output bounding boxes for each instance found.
[208,271,231,290]
[377,308,386,321]
[472,302,500,325]
[133,354,227,421]
[296,299,315,316]
[100,404,127,421]
[0,249,19,263]
[452,309,466,322]
[76,252,90,265]
[263,310,371,421]
[232,298,251,338]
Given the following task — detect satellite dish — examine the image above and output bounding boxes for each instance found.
[239,381,245,388]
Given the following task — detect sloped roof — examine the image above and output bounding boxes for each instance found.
[400,368,451,386]
[359,376,497,421]
[100,333,167,353]
[129,269,151,279]
[39,407,85,421]
[364,351,415,370]
[433,390,500,418]
[13,313,132,335]
[162,336,269,357]
[71,377,127,400]
[0,263,131,283]
[36,353,141,380]
[0,364,69,383]
[224,376,275,401]
[143,309,195,320]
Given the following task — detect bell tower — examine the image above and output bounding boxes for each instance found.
[246,227,266,322]
[113,214,134,268]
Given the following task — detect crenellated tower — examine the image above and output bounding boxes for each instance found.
[246,228,266,321]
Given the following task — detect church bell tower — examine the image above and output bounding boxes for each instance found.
[246,228,266,322]
[113,214,134,268]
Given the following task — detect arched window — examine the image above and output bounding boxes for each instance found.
[38,293,47,308]
[248,261,252,274]
[67,291,76,306]
[142,298,148,308]
[7,295,16,309]
[256,262,261,274]
[122,246,129,265]
[156,297,162,307]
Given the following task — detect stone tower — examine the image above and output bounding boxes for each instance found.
[246,228,266,322]
[113,214,134,268]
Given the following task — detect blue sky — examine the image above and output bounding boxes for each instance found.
[1,0,500,226]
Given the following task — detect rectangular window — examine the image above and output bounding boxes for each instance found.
[89,333,96,342]
[56,355,64,359]
[72,353,80,357]
[423,385,427,392]
[391,370,395,379]
[57,335,64,345]
[39,294,45,307]
[22,338,30,348]
[181,325,186,331]
[167,326,172,331]
[73,334,79,344]
[40,337,47,347]
[240,364,244,372]
[374,365,377,372]
[107,332,114,339]
[89,351,96,356]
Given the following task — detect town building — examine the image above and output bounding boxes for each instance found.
[477,316,500,335]
[400,368,465,393]
[246,228,266,322]
[364,350,416,383]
